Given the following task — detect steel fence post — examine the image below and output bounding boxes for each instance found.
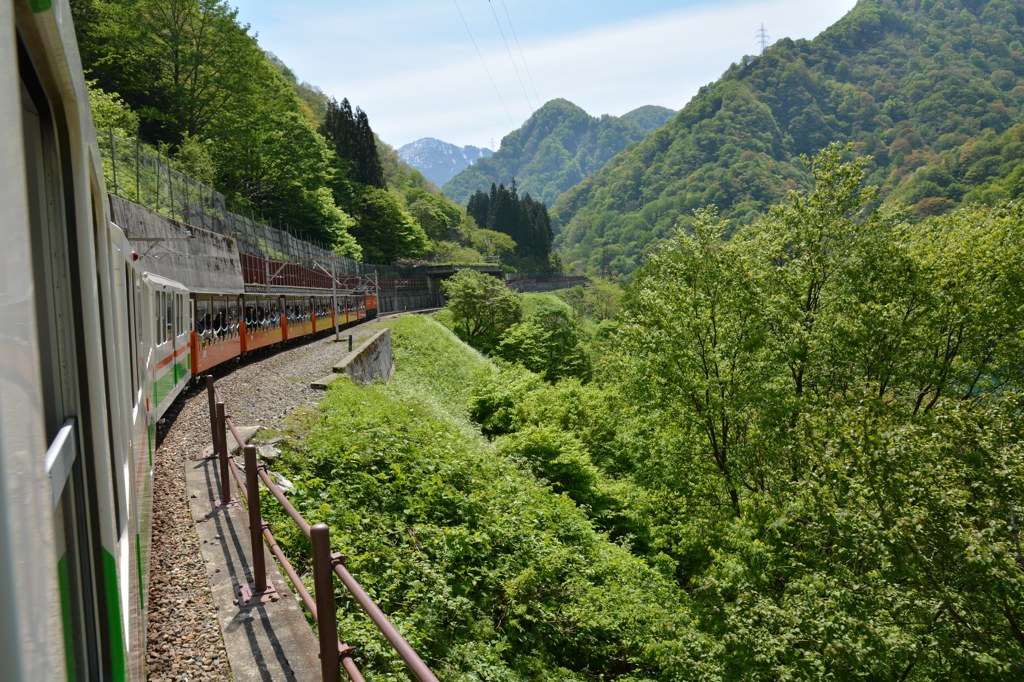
[311,524,341,682]
[206,376,217,449]
[244,445,267,592]
[216,401,231,505]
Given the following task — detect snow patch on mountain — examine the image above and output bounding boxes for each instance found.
[398,137,494,186]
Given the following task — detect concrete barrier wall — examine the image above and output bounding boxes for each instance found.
[109,194,245,293]
[378,290,435,313]
[506,276,591,293]
[333,328,393,385]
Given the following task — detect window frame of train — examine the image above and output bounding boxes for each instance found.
[19,34,123,681]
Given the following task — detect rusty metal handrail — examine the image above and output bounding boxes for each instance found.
[210,382,361,681]
[206,377,437,682]
[257,449,439,682]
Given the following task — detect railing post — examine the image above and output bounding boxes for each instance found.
[244,445,267,593]
[312,524,341,682]
[206,375,217,448]
[216,402,231,505]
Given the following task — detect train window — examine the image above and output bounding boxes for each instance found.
[124,265,139,397]
[156,291,164,345]
[134,274,144,369]
[213,299,226,336]
[196,298,210,337]
[166,292,174,340]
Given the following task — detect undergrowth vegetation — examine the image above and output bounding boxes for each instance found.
[262,316,691,680]
[264,146,1024,680]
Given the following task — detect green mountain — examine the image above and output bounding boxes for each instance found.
[553,0,1024,275]
[620,104,677,131]
[442,99,673,207]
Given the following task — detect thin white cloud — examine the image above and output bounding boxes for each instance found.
[246,0,856,149]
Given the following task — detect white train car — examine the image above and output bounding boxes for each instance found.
[1,3,383,678]
[1,0,151,678]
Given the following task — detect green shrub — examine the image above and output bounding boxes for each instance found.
[262,315,692,679]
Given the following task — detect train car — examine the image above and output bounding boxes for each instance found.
[147,274,192,417]
[1,2,382,679]
[2,0,146,678]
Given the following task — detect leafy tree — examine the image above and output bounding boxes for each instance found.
[441,269,521,348]
[75,0,361,250]
[426,241,485,264]
[469,229,516,262]
[87,82,139,135]
[345,186,428,263]
[77,0,264,145]
[494,301,591,382]
[617,207,771,513]
[609,144,1024,674]
[405,188,463,240]
[554,278,624,321]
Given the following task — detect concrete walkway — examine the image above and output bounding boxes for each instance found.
[188,428,321,681]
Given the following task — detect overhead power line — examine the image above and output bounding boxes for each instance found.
[489,0,535,112]
[452,0,515,127]
[500,0,542,105]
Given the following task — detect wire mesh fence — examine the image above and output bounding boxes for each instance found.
[98,127,368,275]
[97,129,468,312]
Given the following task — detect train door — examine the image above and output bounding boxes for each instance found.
[20,54,116,680]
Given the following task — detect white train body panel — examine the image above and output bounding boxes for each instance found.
[1,2,379,678]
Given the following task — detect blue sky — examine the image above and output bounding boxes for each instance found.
[231,0,858,150]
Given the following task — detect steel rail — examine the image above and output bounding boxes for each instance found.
[331,561,439,682]
[207,377,435,681]
[258,467,311,537]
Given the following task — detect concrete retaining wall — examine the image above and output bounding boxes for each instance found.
[506,276,591,293]
[378,289,435,313]
[109,194,244,293]
[332,328,393,385]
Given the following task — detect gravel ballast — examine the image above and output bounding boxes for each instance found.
[146,325,380,680]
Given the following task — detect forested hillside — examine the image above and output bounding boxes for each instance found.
[70,0,499,266]
[266,147,1024,675]
[466,182,555,272]
[443,99,674,207]
[554,0,1024,275]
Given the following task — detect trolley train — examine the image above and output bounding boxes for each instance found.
[1,2,375,678]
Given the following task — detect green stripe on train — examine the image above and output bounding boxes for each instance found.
[136,534,144,611]
[102,549,127,681]
[58,555,76,681]
[153,358,191,408]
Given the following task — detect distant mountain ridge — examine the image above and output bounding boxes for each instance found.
[397,138,493,186]
[442,100,676,207]
[553,0,1024,275]
[620,104,678,131]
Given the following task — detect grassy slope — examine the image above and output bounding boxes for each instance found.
[264,315,693,680]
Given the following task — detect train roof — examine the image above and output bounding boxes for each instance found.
[142,272,189,293]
